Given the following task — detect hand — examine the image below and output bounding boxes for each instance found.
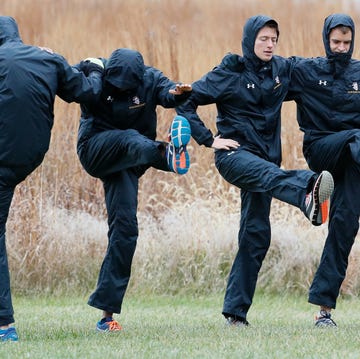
[211,135,240,150]
[169,83,192,95]
[79,57,104,75]
[84,57,104,69]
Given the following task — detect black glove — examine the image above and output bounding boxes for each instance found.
[220,53,245,72]
[79,57,104,76]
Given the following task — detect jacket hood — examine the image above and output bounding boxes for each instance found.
[0,16,21,46]
[104,48,145,90]
[242,15,279,64]
[322,13,354,62]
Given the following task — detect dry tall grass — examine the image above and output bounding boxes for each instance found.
[2,0,360,297]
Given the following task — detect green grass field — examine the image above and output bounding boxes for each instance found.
[1,294,359,358]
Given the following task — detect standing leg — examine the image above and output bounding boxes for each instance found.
[88,169,139,330]
[0,165,38,341]
[309,162,360,313]
[306,133,360,326]
[0,184,16,330]
[222,191,272,324]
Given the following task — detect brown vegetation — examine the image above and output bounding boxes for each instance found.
[2,0,360,296]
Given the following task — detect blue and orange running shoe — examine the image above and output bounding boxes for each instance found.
[166,115,191,175]
[0,327,18,342]
[96,317,122,332]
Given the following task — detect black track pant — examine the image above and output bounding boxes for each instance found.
[306,130,360,309]
[215,148,315,320]
[0,165,36,326]
[78,129,169,313]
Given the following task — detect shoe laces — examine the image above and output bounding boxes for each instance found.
[315,310,337,327]
[107,320,122,331]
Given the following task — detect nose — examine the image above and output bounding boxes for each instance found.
[338,42,347,52]
[266,39,274,48]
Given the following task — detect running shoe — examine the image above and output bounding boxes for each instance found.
[0,327,18,342]
[225,316,249,327]
[166,115,191,175]
[305,170,334,226]
[96,317,122,332]
[315,310,337,328]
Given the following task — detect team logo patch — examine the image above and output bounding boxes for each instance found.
[132,96,140,105]
[347,81,360,94]
[273,75,282,89]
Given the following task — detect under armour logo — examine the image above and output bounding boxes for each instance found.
[352,82,359,91]
[107,96,114,102]
[247,83,255,89]
[275,76,280,84]
[319,80,327,86]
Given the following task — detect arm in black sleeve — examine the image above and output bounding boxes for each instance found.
[152,68,192,107]
[56,56,103,103]
[286,56,304,102]
[177,95,214,147]
[176,69,226,147]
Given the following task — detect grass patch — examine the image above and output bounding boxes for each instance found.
[1,294,359,358]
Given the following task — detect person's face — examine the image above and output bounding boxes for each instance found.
[254,26,278,62]
[329,28,352,53]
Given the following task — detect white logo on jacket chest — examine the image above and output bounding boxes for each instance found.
[319,80,327,86]
[347,82,360,94]
[273,75,282,89]
[132,96,140,105]
[247,83,255,89]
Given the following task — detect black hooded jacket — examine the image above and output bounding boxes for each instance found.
[0,16,102,176]
[177,15,295,164]
[288,13,360,152]
[77,48,190,145]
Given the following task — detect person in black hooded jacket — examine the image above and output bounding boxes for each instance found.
[76,48,192,332]
[0,16,103,342]
[288,13,360,327]
[177,15,334,326]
